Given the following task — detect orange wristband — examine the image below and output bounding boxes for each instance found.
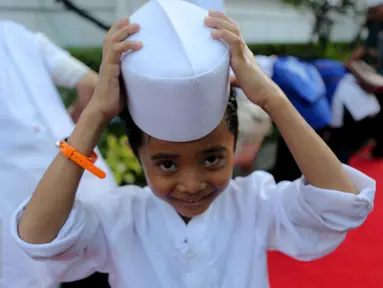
[56,139,106,179]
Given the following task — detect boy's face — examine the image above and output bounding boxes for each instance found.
[139,121,235,218]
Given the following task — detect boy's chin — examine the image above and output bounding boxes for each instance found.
[177,206,209,219]
[174,198,215,219]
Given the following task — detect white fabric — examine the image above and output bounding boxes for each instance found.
[11,165,375,288]
[330,74,381,128]
[34,32,90,89]
[0,20,117,288]
[122,0,230,142]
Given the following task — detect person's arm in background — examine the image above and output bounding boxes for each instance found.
[345,45,366,66]
[32,32,99,122]
[368,4,383,21]
[344,5,383,68]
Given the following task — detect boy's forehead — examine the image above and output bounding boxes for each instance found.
[143,121,233,152]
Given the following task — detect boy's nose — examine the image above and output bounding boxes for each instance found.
[178,172,207,194]
[178,180,202,194]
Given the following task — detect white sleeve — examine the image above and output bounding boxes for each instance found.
[10,198,109,283]
[30,31,90,88]
[243,164,375,261]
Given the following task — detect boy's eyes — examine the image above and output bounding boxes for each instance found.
[204,155,223,167]
[159,161,177,173]
[156,154,225,173]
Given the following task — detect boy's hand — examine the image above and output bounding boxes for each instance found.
[205,11,285,112]
[90,17,143,122]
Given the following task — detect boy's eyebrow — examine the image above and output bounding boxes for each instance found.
[151,153,180,161]
[150,146,226,160]
[201,145,227,154]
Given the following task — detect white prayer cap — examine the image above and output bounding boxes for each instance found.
[121,0,230,142]
[367,0,383,8]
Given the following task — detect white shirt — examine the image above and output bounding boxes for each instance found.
[0,21,117,288]
[11,165,375,288]
[330,74,381,128]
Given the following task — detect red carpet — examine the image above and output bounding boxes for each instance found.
[268,153,383,288]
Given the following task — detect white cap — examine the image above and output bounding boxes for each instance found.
[121,0,230,142]
[367,0,383,8]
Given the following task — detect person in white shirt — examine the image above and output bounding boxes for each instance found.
[11,1,375,287]
[0,20,117,288]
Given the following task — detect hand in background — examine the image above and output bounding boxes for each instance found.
[68,70,98,123]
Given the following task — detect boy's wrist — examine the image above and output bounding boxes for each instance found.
[85,101,115,127]
[257,88,289,118]
[67,104,110,156]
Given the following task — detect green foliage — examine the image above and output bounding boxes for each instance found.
[59,87,77,108]
[248,42,352,60]
[67,47,103,72]
[101,134,143,186]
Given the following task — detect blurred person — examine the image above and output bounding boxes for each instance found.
[234,89,272,173]
[345,0,383,158]
[0,20,117,288]
[313,59,381,164]
[346,0,383,68]
[271,56,332,181]
[271,56,380,181]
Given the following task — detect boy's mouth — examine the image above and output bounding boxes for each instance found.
[171,191,217,205]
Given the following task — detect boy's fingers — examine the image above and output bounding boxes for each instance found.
[112,23,140,42]
[103,17,131,49]
[204,17,239,36]
[208,10,236,25]
[106,40,143,64]
[112,17,130,31]
[211,29,242,47]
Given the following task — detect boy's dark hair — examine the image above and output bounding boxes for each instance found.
[119,87,238,158]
